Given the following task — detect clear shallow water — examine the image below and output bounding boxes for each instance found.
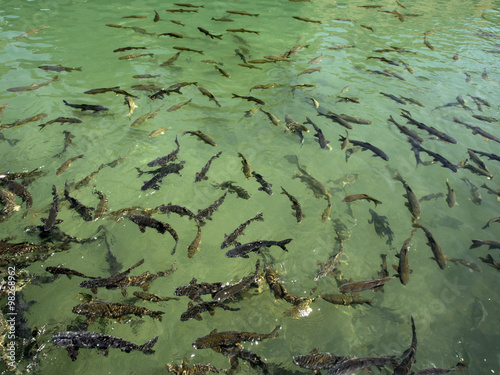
[0,0,499,374]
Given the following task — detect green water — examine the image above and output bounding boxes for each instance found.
[1,0,499,374]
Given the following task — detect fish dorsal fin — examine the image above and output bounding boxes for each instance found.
[309,347,319,354]
[210,328,218,334]
[189,277,197,285]
[182,357,189,367]
[392,264,399,272]
[188,301,193,308]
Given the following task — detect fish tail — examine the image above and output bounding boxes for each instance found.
[269,325,281,338]
[279,238,292,251]
[139,336,159,354]
[469,240,482,249]
[63,100,69,105]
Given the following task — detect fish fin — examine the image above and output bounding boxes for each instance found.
[188,301,193,308]
[121,288,127,297]
[208,308,215,316]
[242,254,250,258]
[66,274,73,279]
[138,225,146,233]
[142,283,150,291]
[210,329,218,334]
[91,287,98,294]
[392,265,399,272]
[67,346,79,361]
[101,348,109,356]
[139,336,158,354]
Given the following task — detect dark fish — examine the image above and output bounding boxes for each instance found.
[482,217,500,229]
[401,112,457,144]
[212,181,251,199]
[320,293,372,306]
[43,185,60,231]
[7,180,32,214]
[478,254,500,271]
[53,130,75,158]
[93,188,108,221]
[338,133,389,161]
[368,208,394,245]
[38,65,81,72]
[338,276,394,293]
[158,32,186,38]
[458,159,493,179]
[133,291,179,302]
[0,190,19,221]
[84,86,120,95]
[380,92,406,104]
[221,212,264,249]
[46,266,95,279]
[160,52,181,66]
[174,278,223,302]
[292,164,331,199]
[265,263,311,306]
[63,100,108,113]
[51,331,158,360]
[194,151,222,182]
[326,356,399,375]
[64,182,94,221]
[232,93,265,105]
[198,86,221,107]
[196,190,228,224]
[173,46,203,54]
[226,238,292,258]
[235,49,247,63]
[72,301,164,323]
[394,172,421,219]
[393,316,417,374]
[192,325,280,350]
[252,171,273,195]
[153,10,160,22]
[453,117,500,143]
[180,301,240,321]
[281,187,304,223]
[413,362,467,374]
[343,194,382,206]
[147,136,180,167]
[416,144,458,172]
[419,193,445,202]
[461,177,482,205]
[183,130,217,146]
[197,27,222,40]
[166,8,198,13]
[305,117,330,149]
[413,222,447,269]
[293,350,353,371]
[38,116,82,130]
[156,202,197,220]
[315,234,344,281]
[399,96,424,107]
[56,154,84,175]
[7,76,58,92]
[113,46,147,52]
[1,113,48,129]
[129,215,178,254]
[470,239,500,250]
[447,257,482,272]
[226,28,260,34]
[79,259,145,294]
[131,106,162,127]
[393,229,417,285]
[467,149,489,171]
[298,67,321,76]
[212,260,261,302]
[212,17,234,22]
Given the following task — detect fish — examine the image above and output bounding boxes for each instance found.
[113,46,147,52]
[15,25,48,39]
[167,358,225,375]
[259,108,280,126]
[461,177,482,205]
[53,130,75,158]
[193,325,280,350]
[482,68,489,80]
[160,52,181,66]
[38,116,82,130]
[38,65,81,72]
[56,154,84,175]
[221,212,264,249]
[337,114,372,125]
[423,36,435,50]
[105,265,177,296]
[280,187,304,223]
[129,215,178,254]
[326,355,399,375]
[226,10,259,16]
[118,53,154,60]
[157,32,186,38]
[63,100,108,113]
[180,301,241,321]
[147,136,180,167]
[83,86,121,95]
[225,238,292,258]
[7,180,32,215]
[197,86,221,107]
[213,65,230,78]
[156,203,196,220]
[173,46,203,54]
[42,185,60,232]
[416,144,458,172]
[212,17,234,22]
[237,152,253,179]
[153,10,160,22]
[478,254,500,271]
[1,113,48,129]
[212,260,261,302]
[298,67,322,76]
[133,291,179,303]
[413,362,467,374]
[196,191,228,224]
[73,301,164,323]
[445,179,457,208]
[482,217,500,229]
[232,93,265,105]
[394,172,421,219]
[467,149,489,172]
[265,263,311,306]
[63,182,94,221]
[212,181,251,200]
[452,117,500,144]
[7,76,58,93]
[447,257,482,272]
[393,317,417,374]
[292,161,331,199]
[227,28,260,34]
[183,130,217,146]
[393,229,417,285]
[51,331,158,360]
[132,84,162,92]
[93,188,108,221]
[284,115,309,134]
[194,151,222,183]
[46,266,96,279]
[303,117,330,150]
[79,259,145,294]
[338,276,394,293]
[238,63,262,70]
[320,293,372,307]
[338,133,389,160]
[186,224,203,259]
[174,278,223,302]
[458,159,493,179]
[293,350,353,371]
[131,106,162,127]
[252,171,273,195]
[470,239,500,250]
[380,92,406,104]
[401,112,457,144]
[321,196,332,222]
[197,27,222,39]
[368,208,394,245]
[472,114,498,123]
[216,346,269,374]
[148,127,171,138]
[413,222,447,269]
[343,194,382,206]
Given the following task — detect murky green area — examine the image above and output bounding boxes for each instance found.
[0,0,499,374]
